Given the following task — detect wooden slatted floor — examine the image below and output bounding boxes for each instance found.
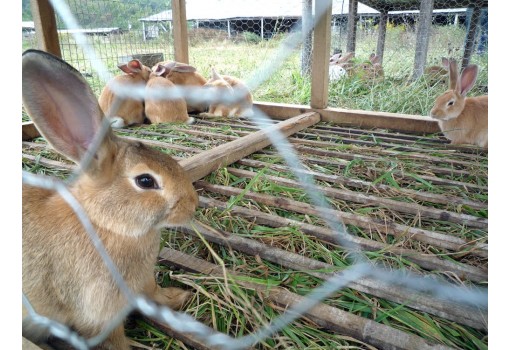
[22,113,488,350]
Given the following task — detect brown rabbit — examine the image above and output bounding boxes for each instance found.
[145,64,195,124]
[329,51,355,81]
[429,59,488,148]
[424,57,449,85]
[22,49,198,349]
[355,53,384,81]
[200,68,254,118]
[152,60,208,113]
[98,59,151,128]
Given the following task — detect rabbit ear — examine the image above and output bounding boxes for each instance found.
[448,60,459,91]
[22,49,114,164]
[154,64,167,76]
[338,52,354,64]
[369,53,380,64]
[210,67,222,80]
[459,64,479,96]
[170,64,197,73]
[441,57,449,68]
[118,59,143,75]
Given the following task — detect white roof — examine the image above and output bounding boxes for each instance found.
[140,0,379,22]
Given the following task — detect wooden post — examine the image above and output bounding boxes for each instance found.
[261,18,264,39]
[412,0,434,80]
[310,0,332,109]
[30,0,61,58]
[461,6,481,70]
[171,0,189,63]
[346,0,358,53]
[376,10,388,63]
[301,0,313,76]
[179,112,321,182]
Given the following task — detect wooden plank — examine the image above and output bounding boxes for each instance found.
[171,0,189,63]
[176,223,486,330]
[30,0,62,58]
[346,0,358,53]
[310,0,332,109]
[198,195,487,282]
[461,6,481,70]
[412,0,434,80]
[376,10,388,62]
[195,181,488,258]
[235,158,487,210]
[225,167,488,229]
[179,112,320,182]
[160,248,456,350]
[22,122,41,141]
[253,101,441,134]
[22,337,44,350]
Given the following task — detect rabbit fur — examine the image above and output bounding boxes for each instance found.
[22,49,198,349]
[429,58,488,148]
[145,64,195,124]
[98,59,151,128]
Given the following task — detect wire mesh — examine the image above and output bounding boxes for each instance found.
[21,0,488,349]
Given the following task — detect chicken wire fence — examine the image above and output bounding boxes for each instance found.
[22,0,488,349]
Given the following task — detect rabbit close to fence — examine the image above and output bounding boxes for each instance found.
[152,60,209,113]
[329,51,355,82]
[145,64,195,125]
[200,67,254,118]
[429,59,488,148]
[22,50,198,349]
[98,59,152,128]
[355,53,384,81]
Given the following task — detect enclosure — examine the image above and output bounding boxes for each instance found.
[21,0,489,349]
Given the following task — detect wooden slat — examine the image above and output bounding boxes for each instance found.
[310,0,332,109]
[160,248,456,350]
[22,122,41,141]
[30,0,62,57]
[22,337,44,350]
[171,0,189,63]
[253,101,441,134]
[175,223,487,331]
[195,181,488,258]
[179,112,320,182]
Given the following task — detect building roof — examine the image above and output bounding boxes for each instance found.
[139,0,380,22]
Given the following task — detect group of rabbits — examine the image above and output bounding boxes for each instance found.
[22,46,488,350]
[329,52,488,149]
[98,58,254,128]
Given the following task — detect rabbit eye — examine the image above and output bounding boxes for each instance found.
[447,100,454,107]
[135,174,159,190]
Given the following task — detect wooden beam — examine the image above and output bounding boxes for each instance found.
[461,6,481,70]
[22,337,44,350]
[412,0,434,80]
[171,0,189,63]
[30,0,62,57]
[253,101,441,134]
[376,10,388,62]
[22,121,41,141]
[310,0,332,109]
[346,0,358,53]
[179,112,320,182]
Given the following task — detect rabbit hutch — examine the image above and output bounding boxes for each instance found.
[22,0,488,349]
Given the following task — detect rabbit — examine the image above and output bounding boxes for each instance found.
[145,64,195,124]
[329,51,355,82]
[22,49,198,349]
[200,68,254,118]
[355,53,384,81]
[429,58,488,148]
[424,57,449,85]
[152,60,208,113]
[98,59,152,128]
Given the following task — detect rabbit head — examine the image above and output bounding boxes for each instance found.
[430,59,477,121]
[429,59,488,148]
[152,60,208,113]
[145,64,194,124]
[98,59,152,128]
[22,50,197,348]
